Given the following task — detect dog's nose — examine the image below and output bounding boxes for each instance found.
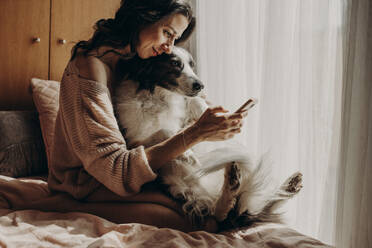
[192,81,204,92]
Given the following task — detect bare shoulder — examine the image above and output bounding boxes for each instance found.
[74,54,110,85]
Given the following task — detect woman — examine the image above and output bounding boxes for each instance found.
[48,0,247,232]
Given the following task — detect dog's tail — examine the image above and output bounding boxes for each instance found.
[235,154,281,217]
[188,147,255,179]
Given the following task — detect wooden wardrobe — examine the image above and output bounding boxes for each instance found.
[0,0,120,110]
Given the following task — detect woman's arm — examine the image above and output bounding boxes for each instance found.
[145,125,200,171]
[145,107,246,170]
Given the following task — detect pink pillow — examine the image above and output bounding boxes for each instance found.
[30,78,60,164]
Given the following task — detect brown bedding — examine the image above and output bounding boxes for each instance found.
[0,175,333,248]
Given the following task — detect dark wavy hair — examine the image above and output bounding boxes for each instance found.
[71,0,195,60]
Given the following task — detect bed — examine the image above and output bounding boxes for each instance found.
[0,78,334,247]
[0,175,332,247]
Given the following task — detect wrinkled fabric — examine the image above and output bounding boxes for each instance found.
[0,175,334,248]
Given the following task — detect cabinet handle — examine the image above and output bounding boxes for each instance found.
[33,37,41,43]
[58,39,67,45]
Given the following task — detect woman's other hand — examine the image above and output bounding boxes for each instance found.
[193,106,248,142]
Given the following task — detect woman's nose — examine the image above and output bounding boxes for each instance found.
[161,40,174,54]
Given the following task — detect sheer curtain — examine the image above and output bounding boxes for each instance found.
[193,0,371,246]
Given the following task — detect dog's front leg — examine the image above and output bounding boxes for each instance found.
[160,153,215,223]
[185,96,209,125]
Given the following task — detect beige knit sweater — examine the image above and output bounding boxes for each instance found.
[48,59,157,199]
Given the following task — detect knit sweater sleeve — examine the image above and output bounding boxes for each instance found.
[62,76,157,197]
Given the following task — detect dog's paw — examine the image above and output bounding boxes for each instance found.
[183,197,214,219]
[227,162,242,192]
[217,208,256,231]
[281,172,303,194]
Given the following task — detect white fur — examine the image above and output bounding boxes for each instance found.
[114,47,303,226]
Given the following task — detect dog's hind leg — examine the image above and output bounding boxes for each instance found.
[268,171,303,213]
[221,171,303,228]
[214,161,243,222]
[239,171,303,224]
[279,171,303,195]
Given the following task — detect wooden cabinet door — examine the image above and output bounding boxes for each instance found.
[50,0,120,81]
[0,0,50,110]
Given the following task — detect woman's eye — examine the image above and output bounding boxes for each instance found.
[164,30,172,38]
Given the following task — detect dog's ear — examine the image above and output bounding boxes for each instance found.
[115,53,181,93]
[115,57,157,92]
[115,55,154,81]
[115,56,135,81]
[136,80,156,93]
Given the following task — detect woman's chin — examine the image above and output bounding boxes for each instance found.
[137,50,156,59]
[138,54,147,59]
[136,50,146,59]
[141,54,154,59]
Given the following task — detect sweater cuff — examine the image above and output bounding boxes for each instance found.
[127,146,157,192]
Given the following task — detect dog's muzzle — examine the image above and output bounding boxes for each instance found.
[192,80,204,93]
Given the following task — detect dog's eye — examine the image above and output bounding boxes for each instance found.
[171,60,182,67]
[189,61,195,68]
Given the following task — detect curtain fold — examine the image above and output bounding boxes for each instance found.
[337,0,372,246]
[194,0,371,246]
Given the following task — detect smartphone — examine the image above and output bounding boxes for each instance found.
[235,98,258,113]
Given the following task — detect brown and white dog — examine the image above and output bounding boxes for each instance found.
[113,47,303,228]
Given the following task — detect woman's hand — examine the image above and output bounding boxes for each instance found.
[193,106,248,142]
[145,106,248,170]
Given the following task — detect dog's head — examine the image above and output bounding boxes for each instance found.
[116,47,204,97]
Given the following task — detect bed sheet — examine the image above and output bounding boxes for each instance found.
[0,175,333,248]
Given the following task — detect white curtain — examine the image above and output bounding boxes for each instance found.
[194,0,372,247]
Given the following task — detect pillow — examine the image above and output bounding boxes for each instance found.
[30,78,60,164]
[0,111,48,177]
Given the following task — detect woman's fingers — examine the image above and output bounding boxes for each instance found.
[228,111,248,119]
[195,105,247,141]
[208,106,229,114]
[230,127,242,133]
[222,114,244,127]
[240,110,249,118]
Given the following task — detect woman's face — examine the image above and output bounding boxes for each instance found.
[136,13,189,59]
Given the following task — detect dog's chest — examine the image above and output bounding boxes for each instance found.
[114,81,187,144]
[137,93,186,125]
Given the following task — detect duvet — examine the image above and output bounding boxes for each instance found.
[0,175,333,248]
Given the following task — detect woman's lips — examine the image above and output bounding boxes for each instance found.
[152,48,160,56]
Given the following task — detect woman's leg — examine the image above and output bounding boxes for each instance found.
[3,177,217,232]
[83,183,217,232]
[76,202,195,231]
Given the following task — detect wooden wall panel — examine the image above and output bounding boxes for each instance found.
[50,0,120,81]
[0,0,50,110]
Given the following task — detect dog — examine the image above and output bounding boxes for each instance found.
[113,47,303,228]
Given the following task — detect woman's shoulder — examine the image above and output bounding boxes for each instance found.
[74,53,111,85]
